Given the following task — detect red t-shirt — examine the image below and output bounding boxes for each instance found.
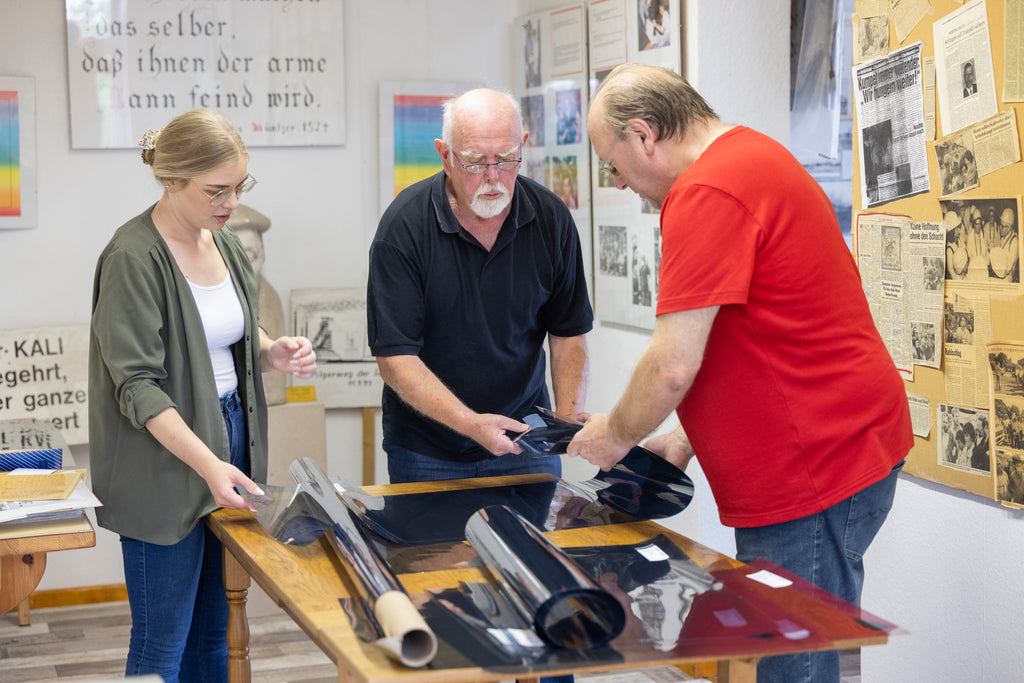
[658,126,912,528]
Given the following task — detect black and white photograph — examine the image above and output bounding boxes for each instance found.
[862,119,894,204]
[855,15,889,63]
[991,350,1024,398]
[996,450,1024,505]
[989,346,1024,504]
[943,298,974,344]
[523,157,547,186]
[940,197,1021,284]
[522,18,542,88]
[631,233,653,307]
[292,288,372,363]
[881,224,901,270]
[961,59,978,98]
[521,94,545,147]
[923,255,945,291]
[599,224,628,277]
[911,321,936,364]
[935,133,979,196]
[993,397,1024,450]
[937,403,991,474]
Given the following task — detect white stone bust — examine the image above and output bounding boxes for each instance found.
[231,204,287,406]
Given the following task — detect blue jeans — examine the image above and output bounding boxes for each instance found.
[384,440,563,484]
[121,390,247,683]
[734,460,904,683]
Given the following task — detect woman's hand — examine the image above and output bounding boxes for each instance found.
[195,457,264,510]
[265,336,317,378]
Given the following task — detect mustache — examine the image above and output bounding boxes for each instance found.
[476,182,509,198]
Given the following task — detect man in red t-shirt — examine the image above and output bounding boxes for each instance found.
[568,63,912,683]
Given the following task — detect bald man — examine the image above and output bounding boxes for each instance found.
[367,88,593,485]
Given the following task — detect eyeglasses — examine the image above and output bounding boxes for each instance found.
[449,148,521,174]
[191,174,257,206]
[598,135,624,178]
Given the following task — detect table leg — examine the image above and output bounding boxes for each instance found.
[718,657,758,683]
[0,552,46,619]
[222,546,251,683]
[18,598,30,625]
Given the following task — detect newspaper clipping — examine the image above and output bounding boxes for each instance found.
[935,110,1021,197]
[936,403,991,475]
[933,0,998,136]
[923,55,937,141]
[988,341,1024,506]
[941,196,1022,289]
[854,42,930,207]
[1004,0,1024,101]
[889,0,932,44]
[943,290,992,409]
[855,213,944,375]
[907,392,931,438]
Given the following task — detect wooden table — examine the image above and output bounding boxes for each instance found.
[207,474,892,683]
[0,513,96,625]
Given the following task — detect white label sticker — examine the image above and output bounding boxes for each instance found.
[747,569,793,588]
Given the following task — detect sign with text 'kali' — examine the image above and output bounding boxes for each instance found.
[0,325,89,445]
[65,0,345,148]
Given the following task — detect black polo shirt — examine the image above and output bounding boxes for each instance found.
[367,171,593,461]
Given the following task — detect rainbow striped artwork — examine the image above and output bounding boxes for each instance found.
[0,90,20,217]
[391,94,448,198]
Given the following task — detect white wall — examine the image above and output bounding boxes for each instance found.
[1,0,519,589]
[5,1,1024,680]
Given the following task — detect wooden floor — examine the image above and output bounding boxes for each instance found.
[0,599,706,683]
[0,599,860,683]
[0,601,336,683]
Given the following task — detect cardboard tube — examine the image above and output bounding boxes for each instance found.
[373,590,439,668]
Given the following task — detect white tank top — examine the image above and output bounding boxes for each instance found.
[188,273,245,397]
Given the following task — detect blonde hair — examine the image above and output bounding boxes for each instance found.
[141,109,247,182]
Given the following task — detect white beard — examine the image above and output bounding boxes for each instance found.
[470,183,511,218]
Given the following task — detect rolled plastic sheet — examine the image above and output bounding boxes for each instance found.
[249,458,437,668]
[464,504,626,650]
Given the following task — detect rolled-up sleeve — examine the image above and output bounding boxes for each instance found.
[91,246,176,430]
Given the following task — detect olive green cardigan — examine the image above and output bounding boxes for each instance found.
[88,206,268,545]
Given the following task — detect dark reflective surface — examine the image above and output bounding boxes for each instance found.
[339,445,695,550]
[334,529,897,676]
[465,505,626,650]
[247,458,438,668]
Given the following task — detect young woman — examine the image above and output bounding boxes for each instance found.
[88,108,316,682]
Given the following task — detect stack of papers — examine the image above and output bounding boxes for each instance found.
[0,468,102,524]
[0,419,102,526]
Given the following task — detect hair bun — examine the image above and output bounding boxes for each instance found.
[138,128,160,166]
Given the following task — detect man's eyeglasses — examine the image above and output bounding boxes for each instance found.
[598,135,623,178]
[191,174,257,206]
[450,148,521,174]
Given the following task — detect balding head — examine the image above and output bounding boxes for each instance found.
[589,63,716,143]
[442,89,523,147]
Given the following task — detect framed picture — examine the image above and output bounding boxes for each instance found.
[377,80,480,216]
[0,76,37,230]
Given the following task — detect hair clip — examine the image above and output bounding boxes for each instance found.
[138,128,160,150]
